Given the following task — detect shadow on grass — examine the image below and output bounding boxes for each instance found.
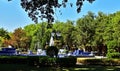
[0,64,120,71]
[62,65,120,71]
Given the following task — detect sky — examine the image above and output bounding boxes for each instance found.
[0,0,120,32]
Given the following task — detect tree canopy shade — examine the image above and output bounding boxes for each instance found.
[8,0,95,24]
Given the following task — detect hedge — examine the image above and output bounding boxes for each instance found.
[1,56,120,66]
[0,56,27,64]
[0,56,77,67]
[56,56,76,67]
[77,58,120,66]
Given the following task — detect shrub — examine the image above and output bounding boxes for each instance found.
[107,40,120,58]
[38,56,56,66]
[27,56,39,66]
[0,56,27,64]
[56,57,77,67]
[0,56,77,67]
[46,46,58,57]
[107,52,120,58]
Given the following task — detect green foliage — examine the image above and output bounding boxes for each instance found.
[53,20,76,47]
[107,52,120,58]
[107,41,117,52]
[76,11,96,48]
[39,57,56,66]
[107,40,120,58]
[0,28,10,47]
[24,22,51,50]
[0,28,9,38]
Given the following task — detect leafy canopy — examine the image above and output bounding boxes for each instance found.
[8,0,95,24]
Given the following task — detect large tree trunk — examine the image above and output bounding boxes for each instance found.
[97,44,107,56]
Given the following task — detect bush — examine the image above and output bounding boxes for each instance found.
[27,56,77,67]
[38,56,56,66]
[38,56,77,67]
[0,56,27,64]
[107,40,120,58]
[107,52,120,58]
[0,56,77,67]
[56,57,77,67]
[27,56,39,66]
[46,46,58,57]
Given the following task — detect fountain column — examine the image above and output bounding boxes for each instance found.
[49,32,55,46]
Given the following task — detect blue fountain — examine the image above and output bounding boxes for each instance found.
[0,47,16,56]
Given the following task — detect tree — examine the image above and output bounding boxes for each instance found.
[24,22,51,50]
[0,28,10,39]
[93,12,108,55]
[76,11,96,51]
[8,28,31,51]
[9,0,95,24]
[36,22,51,49]
[0,28,10,47]
[63,20,76,47]
[93,11,120,57]
[53,20,76,49]
[105,12,120,58]
[24,24,37,50]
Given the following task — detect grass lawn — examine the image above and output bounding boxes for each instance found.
[0,64,120,71]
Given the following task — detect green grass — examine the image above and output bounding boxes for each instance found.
[0,64,120,71]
